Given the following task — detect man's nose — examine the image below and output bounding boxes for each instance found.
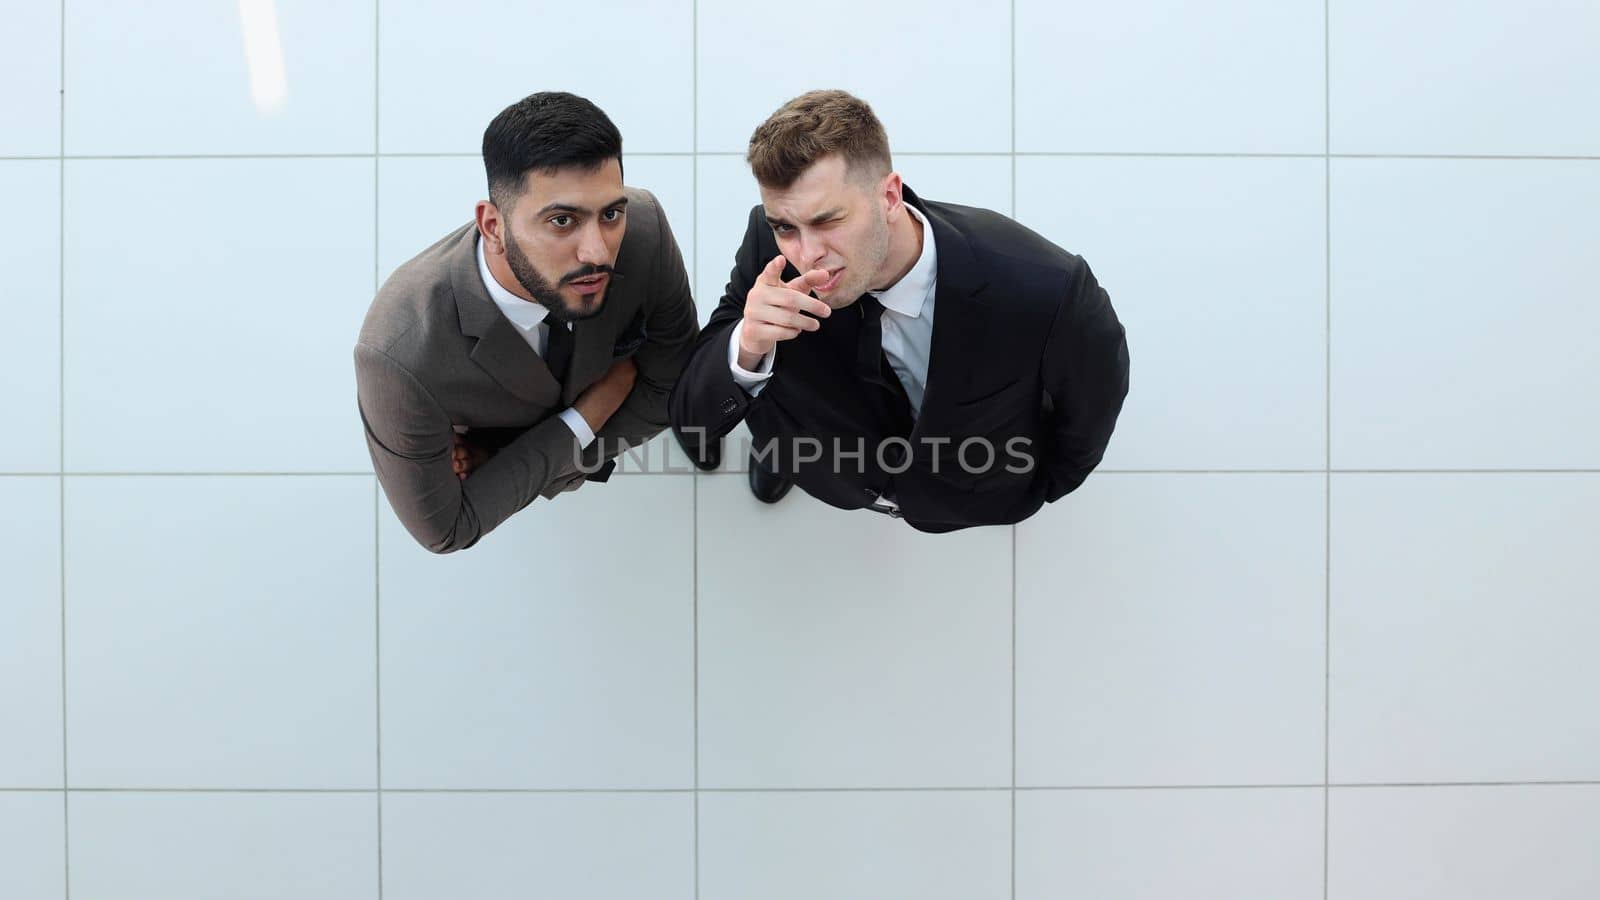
[576,222,608,266]
[797,233,826,270]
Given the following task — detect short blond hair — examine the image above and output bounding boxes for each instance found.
[746,90,892,189]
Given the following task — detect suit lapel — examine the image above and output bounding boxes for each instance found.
[906,188,991,435]
[447,226,562,408]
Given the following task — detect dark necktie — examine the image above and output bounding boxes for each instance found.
[544,319,574,382]
[856,295,914,428]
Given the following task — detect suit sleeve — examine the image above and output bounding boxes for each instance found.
[1039,259,1130,502]
[668,206,769,456]
[355,341,585,553]
[574,191,701,469]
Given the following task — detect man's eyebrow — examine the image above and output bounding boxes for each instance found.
[534,196,630,217]
[765,208,842,228]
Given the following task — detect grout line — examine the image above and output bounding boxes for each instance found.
[18,780,1598,795]
[59,2,70,895]
[1327,152,1600,161]
[373,3,384,897]
[1010,4,1019,893]
[372,1,382,890]
[1324,3,1333,897]
[373,477,384,898]
[691,6,701,897]
[12,468,1598,480]
[10,152,1598,163]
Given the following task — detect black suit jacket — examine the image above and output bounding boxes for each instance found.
[670,186,1129,533]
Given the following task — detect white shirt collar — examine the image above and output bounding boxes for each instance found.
[476,234,551,332]
[871,203,937,318]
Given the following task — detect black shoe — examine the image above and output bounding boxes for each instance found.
[747,452,793,504]
[673,428,721,472]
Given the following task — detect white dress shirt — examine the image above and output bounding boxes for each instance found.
[730,203,938,418]
[475,236,595,446]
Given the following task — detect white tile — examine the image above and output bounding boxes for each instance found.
[380,477,693,789]
[1330,474,1600,783]
[1016,156,1326,470]
[64,476,376,788]
[69,792,377,900]
[0,478,62,787]
[1016,475,1325,786]
[378,155,694,291]
[379,0,692,153]
[1018,0,1324,153]
[697,476,1012,788]
[65,0,374,154]
[1331,1,1600,155]
[0,0,59,155]
[699,791,1010,900]
[0,161,61,472]
[1329,785,1600,900]
[0,792,65,900]
[695,156,762,326]
[697,0,1011,153]
[1330,160,1600,469]
[1016,788,1323,900]
[63,159,375,473]
[382,793,693,900]
[896,157,1014,218]
[376,156,481,283]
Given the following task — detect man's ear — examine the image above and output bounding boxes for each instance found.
[475,199,504,254]
[880,171,906,218]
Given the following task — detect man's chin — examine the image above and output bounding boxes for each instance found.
[557,287,607,321]
[816,288,858,310]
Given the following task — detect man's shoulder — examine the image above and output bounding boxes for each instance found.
[928,199,1082,273]
[925,199,1089,305]
[358,222,474,361]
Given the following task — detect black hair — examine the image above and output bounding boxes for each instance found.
[482,91,623,211]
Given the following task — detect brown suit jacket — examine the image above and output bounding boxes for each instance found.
[355,187,697,553]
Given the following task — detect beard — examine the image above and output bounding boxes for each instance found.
[503,228,611,324]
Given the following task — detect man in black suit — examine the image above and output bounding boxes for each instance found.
[670,90,1129,533]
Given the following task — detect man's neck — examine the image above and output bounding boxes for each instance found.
[873,205,925,292]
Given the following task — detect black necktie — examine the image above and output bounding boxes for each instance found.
[544,319,574,382]
[856,295,914,426]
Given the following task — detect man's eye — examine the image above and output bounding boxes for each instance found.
[773,224,793,235]
[550,215,573,228]
[602,208,624,222]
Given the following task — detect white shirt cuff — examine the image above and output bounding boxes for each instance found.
[558,407,596,447]
[728,321,775,396]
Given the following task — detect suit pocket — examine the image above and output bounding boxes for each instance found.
[954,377,1021,408]
[611,310,648,358]
[950,378,1031,433]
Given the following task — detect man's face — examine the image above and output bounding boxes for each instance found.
[499,158,627,323]
[758,154,892,310]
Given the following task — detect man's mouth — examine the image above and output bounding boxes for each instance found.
[818,268,844,292]
[567,273,609,295]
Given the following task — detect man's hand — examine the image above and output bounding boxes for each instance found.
[451,432,492,481]
[737,255,833,370]
[573,356,638,434]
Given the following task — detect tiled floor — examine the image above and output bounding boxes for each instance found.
[3,0,1598,897]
